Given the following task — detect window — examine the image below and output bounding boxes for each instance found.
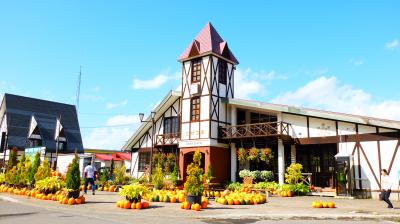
[191,97,200,121]
[164,116,180,134]
[218,60,227,84]
[138,152,150,172]
[191,59,201,83]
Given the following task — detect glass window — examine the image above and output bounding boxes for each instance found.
[191,59,201,83]
[218,60,227,84]
[164,116,180,134]
[138,152,150,172]
[191,97,200,121]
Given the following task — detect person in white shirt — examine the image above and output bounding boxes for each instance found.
[84,162,97,195]
[380,169,394,208]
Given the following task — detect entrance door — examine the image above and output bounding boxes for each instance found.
[296,144,337,188]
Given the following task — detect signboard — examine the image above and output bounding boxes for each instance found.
[25,147,46,161]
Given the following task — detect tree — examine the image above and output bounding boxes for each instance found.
[113,164,126,185]
[27,152,40,186]
[65,155,80,191]
[184,150,204,196]
[205,164,214,183]
[15,154,28,186]
[34,157,51,183]
[6,147,18,172]
[169,163,179,187]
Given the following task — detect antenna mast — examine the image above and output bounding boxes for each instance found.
[76,66,82,111]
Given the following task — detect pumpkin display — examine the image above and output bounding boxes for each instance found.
[312,201,335,208]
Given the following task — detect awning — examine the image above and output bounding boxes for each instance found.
[115,152,131,161]
[95,154,121,161]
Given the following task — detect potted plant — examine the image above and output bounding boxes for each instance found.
[260,148,273,163]
[205,164,214,183]
[248,147,260,162]
[152,163,164,190]
[35,176,64,195]
[237,148,248,165]
[119,182,149,203]
[65,155,81,198]
[184,150,204,204]
[113,164,126,191]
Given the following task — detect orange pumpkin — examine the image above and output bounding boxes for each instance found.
[287,191,294,197]
[328,202,335,208]
[68,198,75,205]
[63,198,69,204]
[170,196,177,203]
[194,203,201,211]
[135,202,142,209]
[315,202,323,208]
[227,199,234,205]
[47,194,53,200]
[201,201,207,209]
[233,199,240,205]
[41,195,47,200]
[142,201,149,209]
[75,198,82,204]
[123,201,131,209]
[184,202,191,210]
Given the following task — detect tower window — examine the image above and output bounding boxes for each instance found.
[219,60,227,84]
[191,59,201,83]
[191,97,200,121]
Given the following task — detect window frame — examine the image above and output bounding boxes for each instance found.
[164,116,180,134]
[138,152,150,172]
[218,60,227,84]
[191,59,202,83]
[190,97,201,121]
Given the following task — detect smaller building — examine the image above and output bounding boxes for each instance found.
[0,93,83,169]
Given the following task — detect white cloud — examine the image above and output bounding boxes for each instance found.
[272,76,400,121]
[83,115,140,149]
[385,39,399,50]
[132,71,180,90]
[349,59,364,66]
[234,68,286,99]
[106,99,128,109]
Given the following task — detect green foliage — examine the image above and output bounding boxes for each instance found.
[5,166,17,185]
[254,181,280,191]
[248,147,260,161]
[260,148,273,163]
[238,169,252,178]
[260,171,273,181]
[6,147,18,172]
[285,163,304,184]
[184,150,204,196]
[65,155,80,191]
[0,173,5,183]
[293,183,310,195]
[35,177,65,194]
[226,182,243,192]
[34,157,51,183]
[237,148,247,165]
[99,169,110,187]
[119,182,149,202]
[280,183,296,192]
[205,164,214,182]
[169,163,179,187]
[15,154,28,186]
[27,152,40,186]
[152,163,164,189]
[114,164,126,185]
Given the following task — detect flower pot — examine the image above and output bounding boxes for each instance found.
[186,195,201,205]
[66,189,80,199]
[126,195,141,203]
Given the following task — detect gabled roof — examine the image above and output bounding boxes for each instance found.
[122,90,181,151]
[0,93,83,153]
[179,22,239,64]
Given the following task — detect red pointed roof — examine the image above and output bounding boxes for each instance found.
[179,22,239,64]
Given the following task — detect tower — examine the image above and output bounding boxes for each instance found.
[178,22,238,182]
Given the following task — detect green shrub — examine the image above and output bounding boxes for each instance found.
[184,150,204,196]
[152,163,164,190]
[254,181,279,191]
[226,182,243,192]
[293,183,310,195]
[5,166,17,185]
[35,177,65,194]
[34,157,51,183]
[260,171,273,181]
[6,147,18,172]
[169,163,179,187]
[65,155,80,191]
[119,183,149,202]
[27,152,40,186]
[285,163,304,184]
[205,164,214,183]
[15,154,28,186]
[0,173,5,183]
[114,164,126,185]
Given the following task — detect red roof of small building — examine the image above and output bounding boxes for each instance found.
[115,152,131,161]
[179,22,239,64]
[95,154,121,161]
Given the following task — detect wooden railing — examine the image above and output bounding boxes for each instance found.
[155,133,180,146]
[220,121,290,139]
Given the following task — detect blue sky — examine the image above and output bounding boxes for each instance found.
[0,1,399,149]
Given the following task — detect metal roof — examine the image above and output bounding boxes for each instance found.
[178,22,239,64]
[0,93,83,153]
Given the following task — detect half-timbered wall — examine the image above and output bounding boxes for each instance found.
[280,112,400,193]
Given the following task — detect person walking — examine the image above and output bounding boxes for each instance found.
[381,169,394,209]
[84,161,97,195]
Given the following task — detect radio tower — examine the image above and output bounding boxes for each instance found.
[75,66,82,111]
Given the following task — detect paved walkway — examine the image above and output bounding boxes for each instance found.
[1,191,400,223]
